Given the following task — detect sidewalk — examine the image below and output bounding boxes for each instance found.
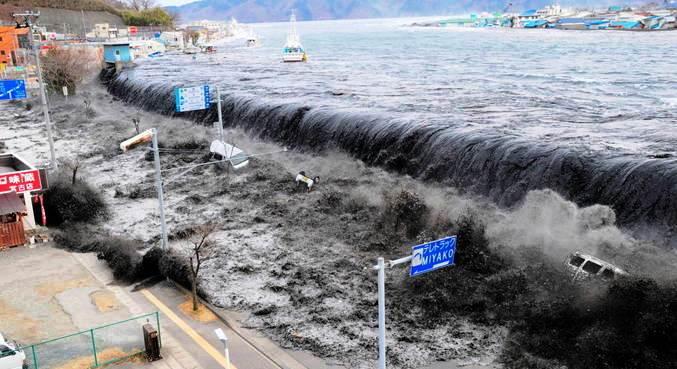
[74,253,309,369]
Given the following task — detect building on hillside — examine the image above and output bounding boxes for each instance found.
[94,23,110,39]
[537,4,564,17]
[0,27,30,66]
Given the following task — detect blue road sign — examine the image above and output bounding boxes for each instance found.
[0,80,27,101]
[410,236,457,277]
[174,85,210,112]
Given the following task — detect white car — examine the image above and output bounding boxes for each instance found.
[0,333,26,369]
[565,251,628,281]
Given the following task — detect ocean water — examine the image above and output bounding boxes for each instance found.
[131,17,677,156]
[112,18,677,231]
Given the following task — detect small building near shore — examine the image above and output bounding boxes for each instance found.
[0,153,47,247]
[0,191,27,249]
[0,27,30,66]
[103,42,133,63]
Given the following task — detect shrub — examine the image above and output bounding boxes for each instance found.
[53,226,145,282]
[158,249,193,290]
[43,171,107,226]
[378,190,429,239]
[121,7,175,27]
[97,237,144,281]
[41,48,98,94]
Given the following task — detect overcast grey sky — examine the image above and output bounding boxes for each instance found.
[157,0,195,6]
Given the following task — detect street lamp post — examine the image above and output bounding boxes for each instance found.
[120,128,169,250]
[214,328,231,369]
[151,128,169,250]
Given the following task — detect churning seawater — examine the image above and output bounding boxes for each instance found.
[109,18,677,232]
[131,18,677,155]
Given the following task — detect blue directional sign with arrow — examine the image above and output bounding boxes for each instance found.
[410,236,457,277]
[0,80,27,101]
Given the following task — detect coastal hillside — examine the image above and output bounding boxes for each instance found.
[167,0,649,22]
[0,0,121,14]
[0,0,174,30]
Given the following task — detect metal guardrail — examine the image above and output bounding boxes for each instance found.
[20,312,160,369]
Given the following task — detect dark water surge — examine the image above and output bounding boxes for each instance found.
[102,69,677,242]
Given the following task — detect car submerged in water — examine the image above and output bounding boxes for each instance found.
[565,251,628,281]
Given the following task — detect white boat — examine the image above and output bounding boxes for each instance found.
[282,12,307,62]
[246,27,258,47]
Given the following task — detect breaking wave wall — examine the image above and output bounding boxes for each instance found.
[103,70,677,234]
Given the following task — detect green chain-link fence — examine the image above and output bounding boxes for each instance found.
[20,312,160,369]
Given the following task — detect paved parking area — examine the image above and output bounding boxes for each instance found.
[0,245,132,345]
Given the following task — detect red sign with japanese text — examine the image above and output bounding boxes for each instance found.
[0,169,43,194]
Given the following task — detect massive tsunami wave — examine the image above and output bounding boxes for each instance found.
[101,21,677,243]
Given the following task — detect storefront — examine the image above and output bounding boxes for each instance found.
[0,191,27,249]
[0,153,47,242]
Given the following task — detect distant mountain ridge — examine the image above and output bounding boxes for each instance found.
[167,0,650,23]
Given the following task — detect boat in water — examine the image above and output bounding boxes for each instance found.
[283,12,307,62]
[246,27,258,47]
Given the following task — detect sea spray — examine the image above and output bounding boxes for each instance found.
[101,69,677,244]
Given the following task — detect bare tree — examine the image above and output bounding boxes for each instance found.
[184,30,200,46]
[188,223,219,311]
[61,157,81,185]
[41,48,97,94]
[132,115,141,134]
[127,0,156,10]
[167,9,180,26]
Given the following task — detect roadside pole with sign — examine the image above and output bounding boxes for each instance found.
[119,86,284,250]
[372,236,457,369]
[116,86,212,250]
[12,11,58,170]
[0,79,28,101]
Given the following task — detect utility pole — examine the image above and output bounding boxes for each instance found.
[151,129,169,250]
[81,9,87,41]
[376,257,386,369]
[13,11,58,170]
[372,236,457,369]
[216,86,224,142]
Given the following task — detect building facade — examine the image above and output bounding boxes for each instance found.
[0,27,29,66]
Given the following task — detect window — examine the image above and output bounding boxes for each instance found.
[582,261,602,274]
[0,345,14,358]
[115,50,120,55]
[0,50,4,56]
[601,269,615,280]
[569,255,585,267]
[0,37,3,41]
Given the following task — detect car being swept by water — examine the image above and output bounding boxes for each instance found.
[0,333,26,369]
[565,251,628,281]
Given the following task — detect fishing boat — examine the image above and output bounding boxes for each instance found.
[282,12,307,62]
[246,27,258,47]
